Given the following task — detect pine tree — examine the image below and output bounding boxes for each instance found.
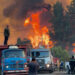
[51,2,64,41]
[68,0,75,42]
[51,1,71,42]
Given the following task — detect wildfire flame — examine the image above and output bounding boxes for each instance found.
[24,11,54,48]
[72,43,75,53]
[72,48,75,53]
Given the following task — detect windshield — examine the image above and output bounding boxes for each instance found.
[32,51,49,58]
[4,49,25,58]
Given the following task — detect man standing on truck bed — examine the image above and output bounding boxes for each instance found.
[28,57,39,75]
[4,25,10,45]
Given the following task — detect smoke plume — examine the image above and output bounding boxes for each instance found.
[3,0,45,19]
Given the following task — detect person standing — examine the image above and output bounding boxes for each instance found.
[59,61,64,71]
[69,55,75,74]
[57,60,60,71]
[28,57,39,75]
[4,25,10,45]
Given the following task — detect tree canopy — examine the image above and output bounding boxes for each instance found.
[50,2,71,42]
[51,46,70,61]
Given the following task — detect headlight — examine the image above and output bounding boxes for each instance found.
[6,66,9,68]
[24,65,27,68]
[46,64,50,68]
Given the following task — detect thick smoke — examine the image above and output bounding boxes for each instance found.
[4,0,44,19]
[3,0,51,40]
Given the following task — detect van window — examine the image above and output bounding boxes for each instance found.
[32,51,49,58]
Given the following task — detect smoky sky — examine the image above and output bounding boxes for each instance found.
[3,0,44,19]
[0,0,72,45]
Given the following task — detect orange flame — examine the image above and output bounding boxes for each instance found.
[24,18,30,26]
[72,48,75,53]
[72,43,75,53]
[72,43,75,47]
[24,11,54,48]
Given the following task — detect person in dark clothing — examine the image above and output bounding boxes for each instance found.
[59,61,64,71]
[28,57,39,75]
[69,55,75,74]
[4,25,10,45]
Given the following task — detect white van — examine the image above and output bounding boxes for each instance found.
[31,48,54,72]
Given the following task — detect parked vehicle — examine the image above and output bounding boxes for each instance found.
[30,48,55,73]
[1,46,28,75]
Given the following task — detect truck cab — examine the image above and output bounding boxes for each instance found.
[31,48,54,72]
[1,46,28,75]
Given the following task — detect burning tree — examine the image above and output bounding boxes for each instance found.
[24,10,54,48]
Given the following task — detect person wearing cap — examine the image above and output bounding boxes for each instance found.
[28,57,39,75]
[4,25,10,45]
